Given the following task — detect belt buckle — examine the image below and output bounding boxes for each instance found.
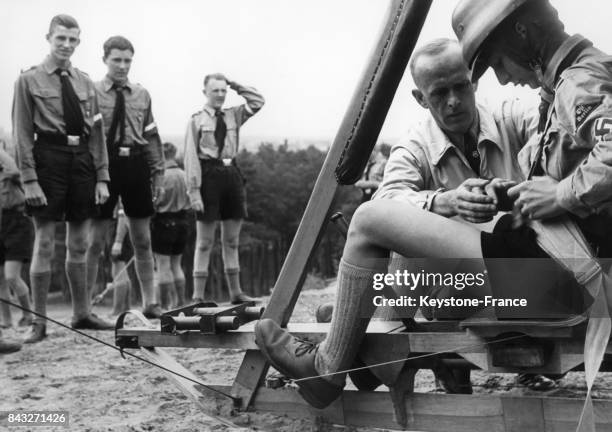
[222,158,232,166]
[119,147,131,157]
[67,135,80,146]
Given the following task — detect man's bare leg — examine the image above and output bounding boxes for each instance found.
[256,200,482,407]
[192,220,216,301]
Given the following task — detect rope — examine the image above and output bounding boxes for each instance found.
[0,297,239,403]
[293,333,528,383]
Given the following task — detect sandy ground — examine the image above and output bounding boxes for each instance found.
[1,283,611,432]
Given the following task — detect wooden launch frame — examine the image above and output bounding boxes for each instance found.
[115,1,612,430]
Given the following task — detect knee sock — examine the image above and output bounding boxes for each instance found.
[0,282,11,325]
[111,279,130,315]
[30,271,51,325]
[224,268,242,298]
[86,259,99,300]
[66,261,89,319]
[7,278,32,320]
[159,281,176,310]
[192,271,208,300]
[315,259,381,386]
[175,278,186,306]
[135,258,156,306]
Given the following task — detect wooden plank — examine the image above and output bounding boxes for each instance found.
[231,0,433,410]
[543,398,612,432]
[243,386,612,432]
[502,397,545,432]
[118,323,612,356]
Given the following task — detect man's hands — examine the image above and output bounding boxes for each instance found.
[95,182,110,205]
[433,178,499,223]
[24,181,47,207]
[507,176,564,220]
[485,178,517,212]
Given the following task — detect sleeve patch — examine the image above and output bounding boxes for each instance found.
[575,102,600,128]
[144,122,157,132]
[594,117,612,141]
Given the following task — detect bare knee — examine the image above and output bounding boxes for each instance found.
[34,236,55,262]
[347,202,380,244]
[131,231,151,253]
[67,235,88,259]
[88,233,105,256]
[222,235,239,251]
[196,237,214,254]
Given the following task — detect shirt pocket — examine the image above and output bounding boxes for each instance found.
[76,90,92,119]
[31,87,62,117]
[126,101,147,134]
[198,124,216,149]
[98,101,115,127]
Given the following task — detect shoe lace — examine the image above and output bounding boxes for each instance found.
[294,337,318,357]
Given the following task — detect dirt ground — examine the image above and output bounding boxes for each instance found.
[1,281,611,432]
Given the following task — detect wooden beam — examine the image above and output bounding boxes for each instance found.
[231,0,433,410]
[197,385,612,431]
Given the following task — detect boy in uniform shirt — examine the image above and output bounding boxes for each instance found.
[12,14,111,343]
[85,36,164,319]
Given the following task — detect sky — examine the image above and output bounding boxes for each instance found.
[2,0,612,146]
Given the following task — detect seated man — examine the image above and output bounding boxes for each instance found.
[253,5,602,406]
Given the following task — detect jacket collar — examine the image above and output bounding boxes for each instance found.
[42,55,75,76]
[101,75,133,92]
[542,34,591,91]
[429,102,503,166]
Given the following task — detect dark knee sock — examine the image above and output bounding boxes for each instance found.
[112,279,130,315]
[66,261,89,319]
[175,278,186,305]
[0,283,11,325]
[159,281,176,310]
[135,258,156,306]
[224,268,241,297]
[30,271,51,325]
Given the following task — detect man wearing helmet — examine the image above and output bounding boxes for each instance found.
[452,0,612,256]
[254,0,607,409]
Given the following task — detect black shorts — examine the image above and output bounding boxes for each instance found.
[0,208,34,264]
[28,142,96,222]
[481,214,591,319]
[151,211,189,255]
[196,159,247,222]
[98,149,154,219]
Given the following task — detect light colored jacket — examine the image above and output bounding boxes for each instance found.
[374,99,538,209]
